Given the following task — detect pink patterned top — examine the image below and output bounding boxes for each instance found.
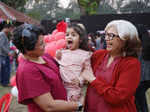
[57,49,92,101]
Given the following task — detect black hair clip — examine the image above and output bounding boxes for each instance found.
[22,29,32,37]
[21,24,33,45]
[21,24,33,38]
[21,24,42,45]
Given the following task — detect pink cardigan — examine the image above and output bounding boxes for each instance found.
[84,50,141,112]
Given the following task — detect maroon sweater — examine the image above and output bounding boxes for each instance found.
[84,50,141,112]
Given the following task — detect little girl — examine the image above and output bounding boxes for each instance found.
[56,23,93,102]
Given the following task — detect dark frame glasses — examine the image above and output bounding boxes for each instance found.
[104,32,120,40]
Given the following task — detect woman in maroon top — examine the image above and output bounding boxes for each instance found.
[82,20,142,112]
[12,24,83,112]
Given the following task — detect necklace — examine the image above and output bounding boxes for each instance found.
[106,57,114,68]
[23,55,46,64]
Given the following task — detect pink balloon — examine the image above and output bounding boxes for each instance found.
[10,75,16,86]
[47,34,55,43]
[44,35,49,43]
[44,34,55,43]
[52,29,58,35]
[45,41,57,57]
[56,39,66,49]
[54,32,65,41]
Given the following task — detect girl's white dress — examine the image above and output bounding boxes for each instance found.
[57,49,92,101]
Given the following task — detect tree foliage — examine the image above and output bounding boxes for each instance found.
[120,1,150,13]
[99,2,116,14]
[77,0,101,15]
[98,0,150,14]
[26,0,61,20]
[26,0,81,20]
[0,0,28,11]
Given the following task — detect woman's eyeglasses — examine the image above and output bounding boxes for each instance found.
[104,32,120,40]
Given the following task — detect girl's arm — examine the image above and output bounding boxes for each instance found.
[80,52,95,85]
[71,52,94,86]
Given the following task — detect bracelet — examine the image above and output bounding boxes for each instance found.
[77,102,83,111]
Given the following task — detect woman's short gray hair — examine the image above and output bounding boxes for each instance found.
[105,20,139,41]
[105,20,141,57]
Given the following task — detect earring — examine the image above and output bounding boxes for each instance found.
[123,51,126,57]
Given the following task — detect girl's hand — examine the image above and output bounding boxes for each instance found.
[81,70,96,83]
[70,95,80,102]
[71,78,80,86]
[56,50,62,60]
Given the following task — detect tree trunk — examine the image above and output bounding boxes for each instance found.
[79,5,87,16]
[77,0,86,16]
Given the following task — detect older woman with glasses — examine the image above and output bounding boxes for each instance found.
[12,24,83,112]
[82,20,141,112]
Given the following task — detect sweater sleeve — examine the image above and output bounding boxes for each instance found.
[90,58,141,105]
[0,34,10,55]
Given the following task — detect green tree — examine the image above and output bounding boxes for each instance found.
[26,0,61,20]
[77,0,101,16]
[0,0,28,11]
[55,9,80,20]
[58,0,80,20]
[27,10,42,20]
[26,0,81,21]
[98,2,117,14]
[120,1,150,13]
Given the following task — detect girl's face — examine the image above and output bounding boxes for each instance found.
[66,28,80,50]
[105,26,125,56]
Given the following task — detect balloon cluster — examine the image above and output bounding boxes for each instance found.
[44,21,67,57]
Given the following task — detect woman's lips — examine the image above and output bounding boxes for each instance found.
[106,43,112,49]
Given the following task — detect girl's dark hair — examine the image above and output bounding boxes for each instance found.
[67,23,89,51]
[12,24,44,54]
[136,24,150,60]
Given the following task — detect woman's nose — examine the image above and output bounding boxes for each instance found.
[105,35,109,41]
